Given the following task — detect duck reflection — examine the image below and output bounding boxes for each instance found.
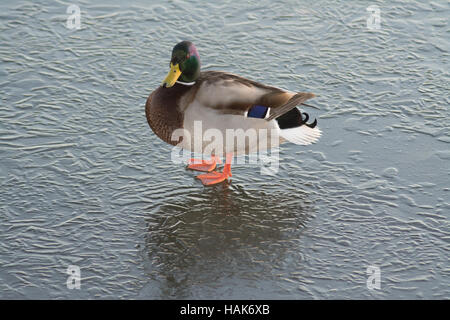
[143,183,315,298]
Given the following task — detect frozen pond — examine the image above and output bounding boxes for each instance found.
[0,0,449,299]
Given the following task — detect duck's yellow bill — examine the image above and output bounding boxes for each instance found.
[162,63,181,88]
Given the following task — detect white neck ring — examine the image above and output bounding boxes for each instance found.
[176,80,196,86]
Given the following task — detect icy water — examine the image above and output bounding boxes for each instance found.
[0,0,449,299]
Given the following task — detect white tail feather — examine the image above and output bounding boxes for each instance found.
[279,125,322,145]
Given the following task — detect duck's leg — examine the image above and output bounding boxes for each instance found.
[196,153,233,186]
[187,155,220,172]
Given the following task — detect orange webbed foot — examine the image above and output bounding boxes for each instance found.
[187,156,220,172]
[196,153,233,186]
[196,170,231,186]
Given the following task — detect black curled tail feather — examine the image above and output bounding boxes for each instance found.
[300,112,317,128]
[276,107,318,130]
[306,117,317,128]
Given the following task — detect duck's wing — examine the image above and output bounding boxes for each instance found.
[193,71,315,121]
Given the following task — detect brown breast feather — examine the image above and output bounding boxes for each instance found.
[145,84,194,146]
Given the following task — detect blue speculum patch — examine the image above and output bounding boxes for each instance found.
[247,105,268,118]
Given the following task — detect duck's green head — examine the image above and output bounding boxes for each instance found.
[162,41,200,88]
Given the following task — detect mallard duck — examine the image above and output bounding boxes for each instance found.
[146,41,321,186]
